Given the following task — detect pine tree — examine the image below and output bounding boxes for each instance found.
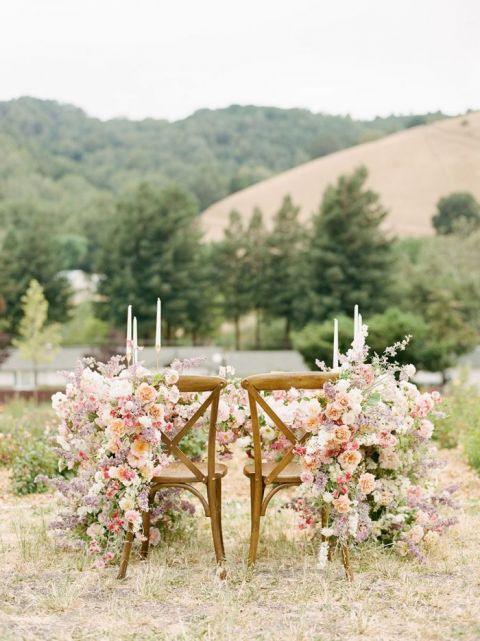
[96,183,206,341]
[243,209,267,348]
[212,211,251,350]
[13,280,61,392]
[263,196,309,347]
[309,166,393,318]
[0,204,71,333]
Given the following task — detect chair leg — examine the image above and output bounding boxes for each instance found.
[117,524,134,579]
[215,478,225,559]
[248,476,264,567]
[341,544,353,582]
[207,479,226,565]
[140,509,151,559]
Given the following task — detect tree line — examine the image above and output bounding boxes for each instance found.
[1,166,480,376]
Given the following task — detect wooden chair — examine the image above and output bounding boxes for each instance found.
[117,375,227,579]
[242,371,353,580]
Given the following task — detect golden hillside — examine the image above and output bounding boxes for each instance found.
[201,113,480,240]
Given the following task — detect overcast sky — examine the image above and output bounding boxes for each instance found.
[0,0,478,122]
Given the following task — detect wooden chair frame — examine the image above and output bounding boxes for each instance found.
[117,375,227,579]
[242,371,353,580]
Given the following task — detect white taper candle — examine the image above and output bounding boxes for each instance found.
[126,305,132,363]
[333,318,339,369]
[155,298,161,351]
[133,316,138,364]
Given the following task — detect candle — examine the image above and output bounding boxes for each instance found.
[126,305,132,363]
[358,313,363,347]
[133,316,138,364]
[353,304,359,342]
[155,298,161,352]
[333,318,339,369]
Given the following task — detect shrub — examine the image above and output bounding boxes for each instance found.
[10,438,60,495]
[434,376,480,472]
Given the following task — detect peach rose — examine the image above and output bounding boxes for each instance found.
[358,472,376,494]
[338,449,362,472]
[325,403,343,421]
[136,383,157,404]
[110,418,126,437]
[332,495,351,514]
[148,403,165,422]
[334,426,351,443]
[131,438,150,458]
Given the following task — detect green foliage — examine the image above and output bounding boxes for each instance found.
[12,279,61,369]
[292,316,355,370]
[0,400,62,494]
[96,183,212,341]
[432,192,480,235]
[434,378,480,472]
[366,308,428,366]
[263,196,309,346]
[62,301,109,346]
[10,438,60,495]
[0,205,71,333]
[309,166,394,319]
[0,97,446,226]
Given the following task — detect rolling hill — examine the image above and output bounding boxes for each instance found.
[201,112,480,240]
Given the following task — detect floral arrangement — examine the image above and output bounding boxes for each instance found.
[46,326,456,569]
[239,328,457,564]
[45,357,247,566]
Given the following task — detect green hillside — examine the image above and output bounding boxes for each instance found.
[0,97,444,228]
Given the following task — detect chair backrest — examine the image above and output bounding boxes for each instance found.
[241,371,339,484]
[160,375,226,482]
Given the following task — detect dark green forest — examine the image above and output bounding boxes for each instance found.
[2,97,478,375]
[0,97,444,219]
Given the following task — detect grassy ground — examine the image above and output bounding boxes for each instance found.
[0,447,479,641]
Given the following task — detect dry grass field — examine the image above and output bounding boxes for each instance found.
[1,447,479,641]
[201,112,480,240]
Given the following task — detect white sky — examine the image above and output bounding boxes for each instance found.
[0,0,478,122]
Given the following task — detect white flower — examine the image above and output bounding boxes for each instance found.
[138,415,152,428]
[261,425,276,442]
[237,436,252,449]
[51,392,67,412]
[218,400,231,423]
[321,527,334,537]
[322,492,333,503]
[164,368,179,385]
[109,378,133,399]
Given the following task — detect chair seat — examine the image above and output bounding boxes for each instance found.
[152,461,228,483]
[243,460,303,483]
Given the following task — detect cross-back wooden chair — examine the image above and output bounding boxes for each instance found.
[117,375,227,579]
[242,371,353,581]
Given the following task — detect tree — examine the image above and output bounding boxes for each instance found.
[263,196,309,347]
[432,192,480,235]
[309,166,394,319]
[96,183,208,342]
[0,204,71,334]
[243,209,268,348]
[212,211,251,350]
[12,280,61,392]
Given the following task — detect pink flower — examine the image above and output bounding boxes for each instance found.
[417,419,434,440]
[358,472,376,494]
[338,449,362,472]
[149,527,161,546]
[300,470,314,485]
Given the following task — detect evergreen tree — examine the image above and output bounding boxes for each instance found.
[309,167,393,318]
[0,204,71,334]
[213,211,251,350]
[263,196,308,347]
[12,279,61,391]
[96,183,207,341]
[243,209,268,348]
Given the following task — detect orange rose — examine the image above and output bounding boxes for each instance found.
[338,449,362,471]
[148,403,164,421]
[325,403,343,421]
[136,383,157,404]
[333,495,351,514]
[131,438,150,457]
[358,472,376,494]
[110,418,126,437]
[334,426,351,443]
